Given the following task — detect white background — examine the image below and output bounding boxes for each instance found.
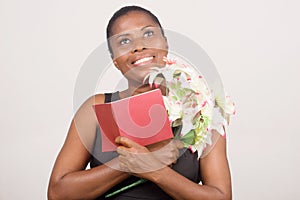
[1,0,299,199]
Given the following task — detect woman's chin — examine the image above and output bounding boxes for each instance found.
[124,66,153,83]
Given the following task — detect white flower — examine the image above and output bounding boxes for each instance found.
[208,107,226,136]
[162,96,182,122]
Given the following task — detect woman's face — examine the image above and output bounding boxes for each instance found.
[109,11,168,84]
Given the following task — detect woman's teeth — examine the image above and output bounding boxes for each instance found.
[134,57,153,65]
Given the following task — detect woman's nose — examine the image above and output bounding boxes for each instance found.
[131,39,146,53]
[131,46,146,53]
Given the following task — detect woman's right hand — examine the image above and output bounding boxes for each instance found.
[116,137,183,175]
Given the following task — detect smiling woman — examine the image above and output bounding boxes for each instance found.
[47,5,232,200]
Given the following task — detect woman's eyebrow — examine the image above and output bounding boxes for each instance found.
[141,25,155,31]
[115,33,130,40]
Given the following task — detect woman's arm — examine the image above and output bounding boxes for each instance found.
[117,131,232,200]
[151,136,231,200]
[47,95,130,200]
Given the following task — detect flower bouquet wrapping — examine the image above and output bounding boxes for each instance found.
[105,56,235,198]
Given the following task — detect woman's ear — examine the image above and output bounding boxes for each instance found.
[113,60,120,70]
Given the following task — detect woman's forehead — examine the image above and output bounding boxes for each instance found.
[110,11,160,37]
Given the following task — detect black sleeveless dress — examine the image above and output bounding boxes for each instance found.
[90,92,201,200]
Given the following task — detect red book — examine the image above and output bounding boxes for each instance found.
[93,89,173,152]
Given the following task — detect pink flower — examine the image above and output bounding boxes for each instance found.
[163,56,177,65]
[201,100,207,108]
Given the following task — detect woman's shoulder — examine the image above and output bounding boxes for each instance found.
[73,94,105,117]
[81,93,106,108]
[75,91,120,115]
[93,93,106,105]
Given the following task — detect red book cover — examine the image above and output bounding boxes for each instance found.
[93,89,174,152]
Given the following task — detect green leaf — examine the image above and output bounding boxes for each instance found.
[181,130,195,147]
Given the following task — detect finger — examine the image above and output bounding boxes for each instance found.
[116,146,129,155]
[173,139,184,149]
[115,136,122,144]
[115,136,141,148]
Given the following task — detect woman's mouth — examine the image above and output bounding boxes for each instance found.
[132,56,154,66]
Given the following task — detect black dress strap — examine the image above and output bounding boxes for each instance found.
[104,93,112,103]
[104,91,120,103]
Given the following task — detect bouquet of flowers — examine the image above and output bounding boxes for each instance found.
[105,56,235,198]
[144,57,235,157]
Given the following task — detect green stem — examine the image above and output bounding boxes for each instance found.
[105,178,147,198]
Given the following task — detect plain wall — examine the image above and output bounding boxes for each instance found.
[1,0,299,199]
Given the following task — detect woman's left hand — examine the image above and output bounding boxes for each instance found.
[115,136,182,178]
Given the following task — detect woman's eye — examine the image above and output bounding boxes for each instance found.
[120,38,130,45]
[144,31,154,38]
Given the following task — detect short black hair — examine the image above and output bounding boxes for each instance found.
[106,5,165,57]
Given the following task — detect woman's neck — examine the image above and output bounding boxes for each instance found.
[119,82,167,99]
[119,84,152,99]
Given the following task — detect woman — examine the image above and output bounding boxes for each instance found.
[48,5,232,200]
